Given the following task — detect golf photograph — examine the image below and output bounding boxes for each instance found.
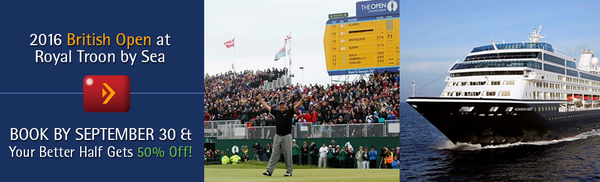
[203,0,399,181]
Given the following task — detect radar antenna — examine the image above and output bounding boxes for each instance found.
[528,25,545,43]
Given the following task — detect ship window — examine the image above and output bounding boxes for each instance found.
[504,80,515,85]
[489,107,499,112]
[500,91,511,96]
[465,91,481,96]
[460,82,467,86]
[471,42,553,53]
[452,91,462,96]
[505,107,513,112]
[543,53,566,65]
[450,71,525,77]
[580,72,600,82]
[567,70,578,77]
[544,64,565,75]
[464,52,539,61]
[485,91,496,96]
[451,60,542,70]
[490,81,501,85]
[566,61,577,68]
[470,81,486,86]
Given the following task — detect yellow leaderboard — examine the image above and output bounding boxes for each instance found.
[324,16,399,75]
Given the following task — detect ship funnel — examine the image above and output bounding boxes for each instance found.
[579,49,594,68]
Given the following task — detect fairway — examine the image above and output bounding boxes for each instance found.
[204,162,399,182]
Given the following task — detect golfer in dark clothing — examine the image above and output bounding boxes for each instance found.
[259,93,306,177]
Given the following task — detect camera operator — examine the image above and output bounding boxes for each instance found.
[253,142,264,161]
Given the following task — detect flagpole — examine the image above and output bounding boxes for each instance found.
[285,44,288,72]
[289,32,292,84]
[233,37,236,73]
[284,35,287,71]
[284,44,287,72]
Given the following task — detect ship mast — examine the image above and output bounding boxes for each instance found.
[412,78,416,97]
[528,25,545,43]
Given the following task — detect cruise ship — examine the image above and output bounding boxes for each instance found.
[407,26,600,146]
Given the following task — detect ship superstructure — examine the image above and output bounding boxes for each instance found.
[407,26,600,145]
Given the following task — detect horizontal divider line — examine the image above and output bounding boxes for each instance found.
[131,92,204,95]
[0,92,204,95]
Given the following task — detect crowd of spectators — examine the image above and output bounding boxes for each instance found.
[204,146,252,165]
[204,67,287,122]
[204,148,221,164]
[206,139,399,169]
[313,139,399,169]
[204,68,399,126]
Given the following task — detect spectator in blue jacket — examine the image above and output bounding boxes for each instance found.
[391,156,399,169]
[368,146,378,169]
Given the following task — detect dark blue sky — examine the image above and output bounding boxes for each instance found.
[400,0,600,100]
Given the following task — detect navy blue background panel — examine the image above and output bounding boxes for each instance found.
[0,1,204,181]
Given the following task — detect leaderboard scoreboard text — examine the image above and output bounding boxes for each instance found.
[324,16,399,76]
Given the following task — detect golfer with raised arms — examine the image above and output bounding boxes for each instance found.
[258,93,306,177]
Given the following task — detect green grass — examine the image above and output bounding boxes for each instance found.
[204,161,399,182]
[206,160,319,169]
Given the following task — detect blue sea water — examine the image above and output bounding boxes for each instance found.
[400,102,600,181]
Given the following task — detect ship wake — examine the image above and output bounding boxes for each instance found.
[435,129,600,151]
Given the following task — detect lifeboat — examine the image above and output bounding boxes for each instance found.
[573,94,583,107]
[583,95,592,106]
[573,94,582,102]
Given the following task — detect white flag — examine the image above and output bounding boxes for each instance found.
[274,46,286,61]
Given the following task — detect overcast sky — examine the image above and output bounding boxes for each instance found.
[400,0,600,100]
[204,0,360,85]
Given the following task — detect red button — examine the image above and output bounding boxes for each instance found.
[83,75,130,112]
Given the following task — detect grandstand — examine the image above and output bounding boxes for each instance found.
[204,68,399,124]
